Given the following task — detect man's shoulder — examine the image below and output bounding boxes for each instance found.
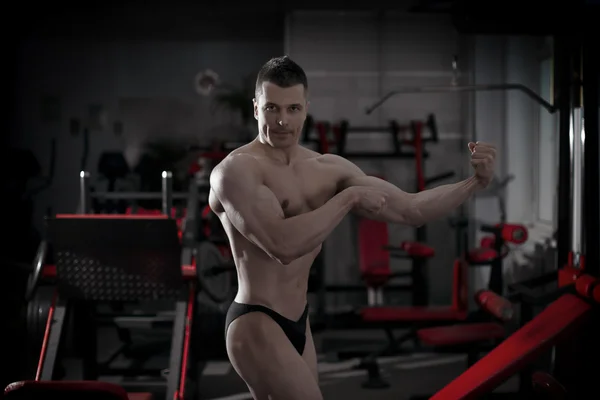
[315,153,350,166]
[211,152,260,183]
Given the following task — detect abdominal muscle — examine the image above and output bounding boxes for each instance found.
[225,224,321,320]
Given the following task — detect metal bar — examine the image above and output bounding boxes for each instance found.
[570,108,584,267]
[555,37,572,271]
[40,301,67,380]
[166,299,187,400]
[79,171,91,214]
[98,368,165,377]
[323,284,413,292]
[90,192,190,200]
[181,180,199,247]
[583,36,600,278]
[342,126,396,133]
[162,171,173,216]
[365,84,557,115]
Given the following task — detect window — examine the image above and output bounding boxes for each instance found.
[533,56,559,227]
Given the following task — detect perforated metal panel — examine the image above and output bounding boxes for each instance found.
[48,217,184,301]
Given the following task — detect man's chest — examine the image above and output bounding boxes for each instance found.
[261,161,343,218]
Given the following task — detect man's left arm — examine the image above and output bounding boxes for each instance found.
[325,141,496,226]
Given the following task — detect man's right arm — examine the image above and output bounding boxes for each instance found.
[210,154,357,265]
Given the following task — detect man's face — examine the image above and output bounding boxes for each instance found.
[254,82,308,148]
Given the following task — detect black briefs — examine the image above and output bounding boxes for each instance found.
[225,301,310,355]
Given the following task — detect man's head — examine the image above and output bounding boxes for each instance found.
[253,56,308,149]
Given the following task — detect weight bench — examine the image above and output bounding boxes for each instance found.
[413,290,514,378]
[9,214,198,400]
[354,254,470,388]
[429,293,594,399]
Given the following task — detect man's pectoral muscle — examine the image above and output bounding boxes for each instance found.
[210,154,358,265]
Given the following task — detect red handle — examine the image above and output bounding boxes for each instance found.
[502,224,528,244]
[475,290,514,321]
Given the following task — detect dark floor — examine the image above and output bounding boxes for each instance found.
[79,325,520,400]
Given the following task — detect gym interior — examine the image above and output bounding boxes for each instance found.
[4,1,599,399]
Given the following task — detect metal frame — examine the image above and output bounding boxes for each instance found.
[35,171,198,400]
[417,33,598,399]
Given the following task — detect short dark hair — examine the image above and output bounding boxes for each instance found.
[255,56,308,98]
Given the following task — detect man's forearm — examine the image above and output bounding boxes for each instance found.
[411,176,481,225]
[275,190,355,263]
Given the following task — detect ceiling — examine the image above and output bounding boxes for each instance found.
[12,0,596,40]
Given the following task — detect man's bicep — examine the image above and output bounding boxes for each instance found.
[210,158,284,254]
[321,154,367,191]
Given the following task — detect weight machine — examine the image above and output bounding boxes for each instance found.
[9,170,238,400]
[358,36,599,399]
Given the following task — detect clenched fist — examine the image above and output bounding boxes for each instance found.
[348,186,389,215]
[468,141,496,188]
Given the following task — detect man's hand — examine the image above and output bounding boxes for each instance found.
[468,141,496,189]
[348,186,389,216]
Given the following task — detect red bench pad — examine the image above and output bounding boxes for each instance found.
[418,322,506,346]
[4,380,153,400]
[399,241,435,258]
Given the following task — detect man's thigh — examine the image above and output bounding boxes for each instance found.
[226,312,323,400]
[303,318,319,384]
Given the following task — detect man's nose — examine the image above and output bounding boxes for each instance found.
[277,113,289,127]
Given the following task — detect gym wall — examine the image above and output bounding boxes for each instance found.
[12,33,283,231]
[285,11,468,307]
[471,35,553,298]
[10,6,555,309]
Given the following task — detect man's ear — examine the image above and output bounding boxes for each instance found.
[253,98,258,120]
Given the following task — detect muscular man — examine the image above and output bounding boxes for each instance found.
[209,56,496,400]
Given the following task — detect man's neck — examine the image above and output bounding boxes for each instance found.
[254,138,301,165]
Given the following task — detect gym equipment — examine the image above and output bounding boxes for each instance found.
[302,114,436,159]
[15,170,224,400]
[316,217,468,363]
[304,115,451,325]
[4,380,154,400]
[336,116,436,159]
[17,211,197,400]
[467,221,528,300]
[194,241,236,304]
[403,118,456,306]
[426,290,595,399]
[364,57,557,116]
[356,219,529,388]
[421,38,599,400]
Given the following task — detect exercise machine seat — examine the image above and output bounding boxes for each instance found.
[417,322,506,346]
[3,380,153,400]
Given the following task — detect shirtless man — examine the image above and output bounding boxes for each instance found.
[208,56,496,400]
